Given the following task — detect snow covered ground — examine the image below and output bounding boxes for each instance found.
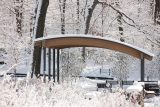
[0,77,142,107]
[0,64,159,107]
[144,97,160,107]
[81,66,114,79]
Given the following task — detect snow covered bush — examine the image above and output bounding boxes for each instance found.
[0,77,141,107]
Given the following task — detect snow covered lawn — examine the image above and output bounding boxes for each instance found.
[144,97,160,107]
[0,77,141,107]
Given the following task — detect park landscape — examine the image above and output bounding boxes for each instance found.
[0,0,160,107]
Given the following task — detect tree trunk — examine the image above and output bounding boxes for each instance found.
[32,0,49,77]
[59,0,66,34]
[14,0,23,36]
[83,0,99,61]
[76,0,80,34]
[117,14,124,42]
[84,0,99,34]
[154,0,160,24]
[59,0,66,82]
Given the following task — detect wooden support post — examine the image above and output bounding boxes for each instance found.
[53,49,55,82]
[43,47,46,82]
[141,54,145,81]
[48,48,51,81]
[57,49,60,83]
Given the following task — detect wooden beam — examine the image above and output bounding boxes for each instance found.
[43,47,46,81]
[53,49,55,82]
[48,48,51,81]
[141,54,145,81]
[35,36,153,60]
[57,49,60,83]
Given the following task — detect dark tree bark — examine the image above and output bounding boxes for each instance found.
[115,1,124,42]
[82,0,99,60]
[154,0,160,24]
[117,14,124,42]
[32,0,49,77]
[84,0,99,34]
[62,0,66,34]
[76,0,80,33]
[59,0,66,34]
[14,0,23,36]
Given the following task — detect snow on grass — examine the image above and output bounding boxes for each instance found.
[144,97,160,107]
[0,77,140,107]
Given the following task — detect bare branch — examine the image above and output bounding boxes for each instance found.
[6,7,16,14]
[106,16,118,31]
[98,1,136,24]
[122,19,160,47]
[156,39,160,44]
[121,18,136,28]
[146,37,160,47]
[0,0,16,14]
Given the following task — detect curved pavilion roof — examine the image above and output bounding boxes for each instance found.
[34,34,154,60]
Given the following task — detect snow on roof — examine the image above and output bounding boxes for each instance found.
[34,34,154,57]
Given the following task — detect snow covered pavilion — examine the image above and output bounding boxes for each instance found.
[34,34,154,82]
